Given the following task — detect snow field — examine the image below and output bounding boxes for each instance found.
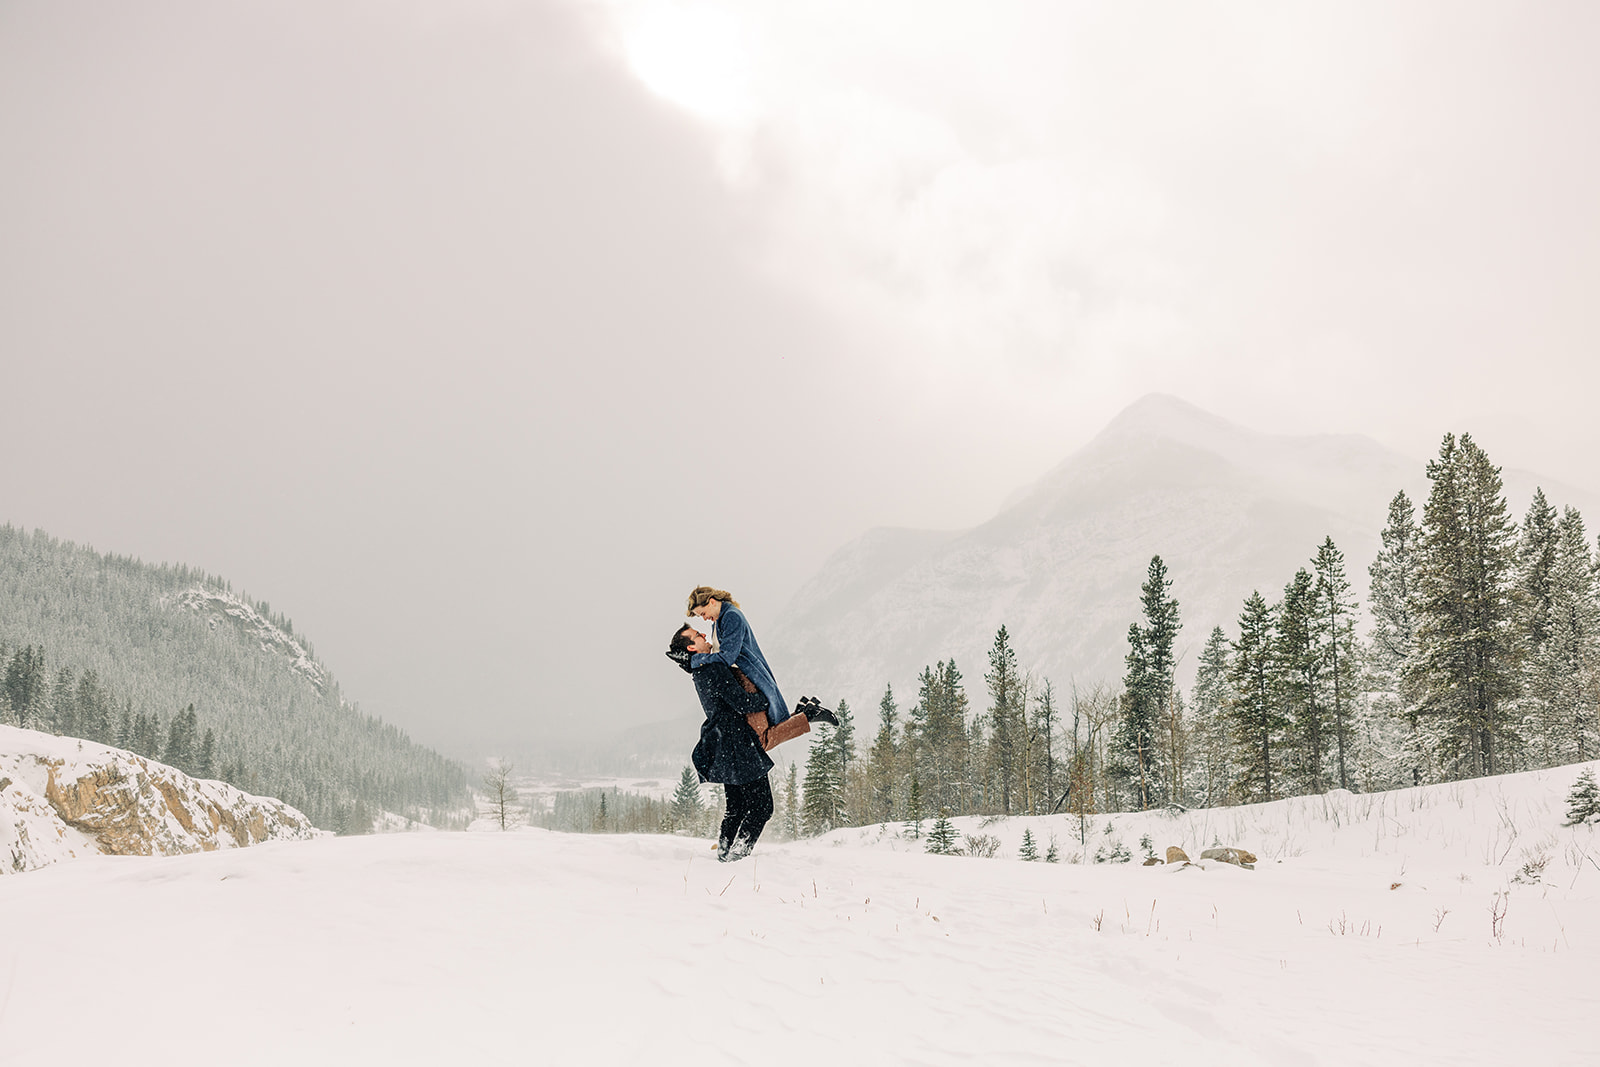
[2,765,1597,1066]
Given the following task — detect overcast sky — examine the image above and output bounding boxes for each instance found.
[3,0,1597,761]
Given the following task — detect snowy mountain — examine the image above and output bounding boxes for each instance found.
[768,394,1598,710]
[1,723,319,874]
[0,525,469,828]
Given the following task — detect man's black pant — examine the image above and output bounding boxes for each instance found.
[718,775,774,856]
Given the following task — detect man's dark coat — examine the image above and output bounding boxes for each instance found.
[688,662,775,786]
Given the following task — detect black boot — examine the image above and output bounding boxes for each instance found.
[801,696,840,726]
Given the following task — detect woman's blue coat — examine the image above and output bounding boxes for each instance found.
[689,604,792,725]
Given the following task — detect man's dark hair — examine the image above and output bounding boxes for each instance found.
[668,624,697,655]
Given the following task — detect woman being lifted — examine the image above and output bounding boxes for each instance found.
[685,585,838,729]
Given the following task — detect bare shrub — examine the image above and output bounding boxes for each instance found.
[961,833,1001,858]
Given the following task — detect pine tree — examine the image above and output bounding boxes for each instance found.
[1018,827,1038,861]
[75,670,110,744]
[4,645,47,731]
[924,809,958,855]
[165,704,199,773]
[833,698,857,789]
[802,724,846,835]
[902,775,923,839]
[196,728,217,779]
[114,700,133,749]
[912,660,970,816]
[1278,568,1329,793]
[1029,679,1059,815]
[867,684,900,823]
[1117,556,1180,809]
[1407,434,1520,777]
[1516,488,1561,650]
[1314,537,1359,790]
[1369,492,1421,691]
[670,764,704,834]
[1190,626,1235,805]
[1526,508,1600,762]
[1229,591,1284,801]
[1565,768,1600,825]
[984,625,1025,814]
[50,665,76,737]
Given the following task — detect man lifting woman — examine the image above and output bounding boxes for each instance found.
[665,585,838,862]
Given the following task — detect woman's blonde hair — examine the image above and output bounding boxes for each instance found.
[686,585,739,616]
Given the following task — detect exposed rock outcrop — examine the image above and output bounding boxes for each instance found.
[2,724,321,874]
[1166,846,1190,864]
[1200,846,1257,869]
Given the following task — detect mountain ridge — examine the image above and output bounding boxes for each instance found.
[767,395,1600,715]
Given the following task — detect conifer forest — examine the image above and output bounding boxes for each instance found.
[0,526,469,831]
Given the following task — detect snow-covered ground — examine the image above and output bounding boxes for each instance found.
[3,765,1597,1066]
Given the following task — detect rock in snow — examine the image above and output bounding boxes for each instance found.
[1,724,321,874]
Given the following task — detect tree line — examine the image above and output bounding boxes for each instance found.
[513,429,1600,842]
[784,431,1600,834]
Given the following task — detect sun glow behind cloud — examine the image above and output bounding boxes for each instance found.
[586,0,1600,486]
[607,2,755,125]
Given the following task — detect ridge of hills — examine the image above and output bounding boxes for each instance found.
[0,525,469,829]
[767,394,1600,714]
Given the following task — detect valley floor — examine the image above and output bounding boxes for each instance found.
[3,767,1599,1066]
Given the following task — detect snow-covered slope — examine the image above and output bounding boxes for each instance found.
[0,764,1595,1065]
[169,585,328,691]
[768,393,1600,708]
[1,724,321,873]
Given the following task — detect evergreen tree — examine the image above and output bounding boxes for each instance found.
[50,665,77,737]
[196,728,217,779]
[867,684,900,823]
[1516,488,1561,651]
[1565,767,1600,825]
[114,700,133,749]
[832,698,857,786]
[1314,537,1359,790]
[1229,591,1284,801]
[1117,556,1180,809]
[924,810,958,855]
[669,764,704,834]
[4,645,47,730]
[1407,433,1520,777]
[1526,508,1600,761]
[1369,491,1421,691]
[74,669,111,744]
[1277,568,1329,793]
[164,704,199,773]
[1029,679,1059,815]
[1190,626,1235,805]
[802,724,847,835]
[912,660,970,815]
[1018,827,1038,861]
[1118,623,1153,808]
[902,775,923,839]
[983,626,1025,814]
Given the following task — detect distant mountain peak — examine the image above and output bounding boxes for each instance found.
[1090,393,1262,455]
